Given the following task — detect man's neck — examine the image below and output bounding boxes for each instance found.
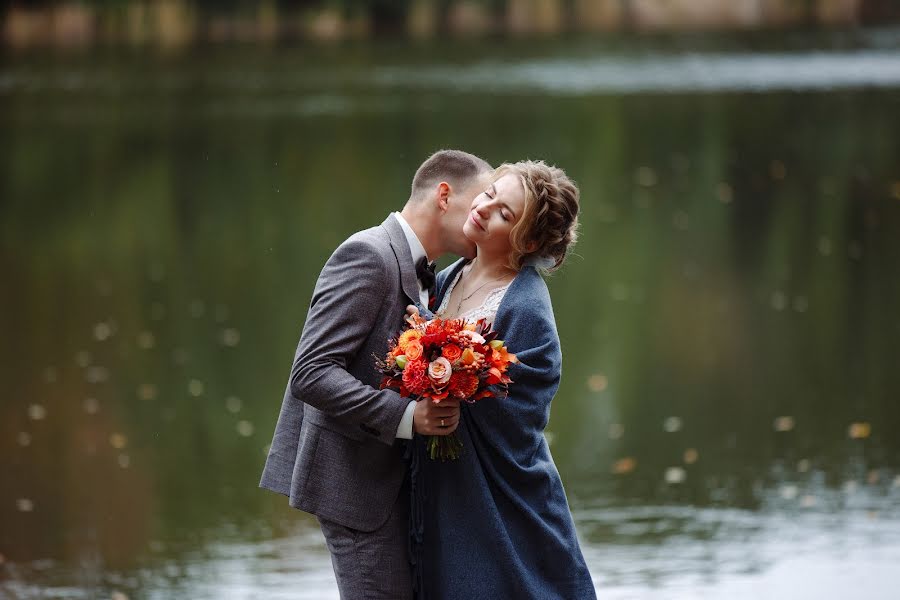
[399,206,440,260]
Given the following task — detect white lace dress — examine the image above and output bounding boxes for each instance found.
[435,268,511,323]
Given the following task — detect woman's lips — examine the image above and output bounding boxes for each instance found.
[469,213,486,232]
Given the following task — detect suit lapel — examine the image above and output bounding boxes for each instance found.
[382,215,422,305]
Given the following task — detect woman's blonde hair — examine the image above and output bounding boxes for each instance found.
[496,160,580,272]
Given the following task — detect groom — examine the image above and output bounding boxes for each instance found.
[260,149,493,598]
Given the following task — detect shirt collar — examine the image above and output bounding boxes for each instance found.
[393,212,429,266]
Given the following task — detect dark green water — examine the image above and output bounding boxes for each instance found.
[2,31,900,598]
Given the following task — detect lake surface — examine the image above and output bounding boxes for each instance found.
[2,28,900,599]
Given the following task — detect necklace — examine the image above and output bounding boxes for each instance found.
[454,264,509,315]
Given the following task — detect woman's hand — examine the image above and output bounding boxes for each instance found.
[406,304,420,317]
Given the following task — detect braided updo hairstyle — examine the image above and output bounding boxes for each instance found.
[497,160,580,272]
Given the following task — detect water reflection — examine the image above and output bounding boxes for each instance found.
[2,30,900,598]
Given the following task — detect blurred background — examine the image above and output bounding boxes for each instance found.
[2,1,900,598]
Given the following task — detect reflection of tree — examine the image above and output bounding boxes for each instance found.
[1,50,899,577]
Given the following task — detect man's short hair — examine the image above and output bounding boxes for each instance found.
[410,149,492,201]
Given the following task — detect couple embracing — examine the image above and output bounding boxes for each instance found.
[260,150,596,600]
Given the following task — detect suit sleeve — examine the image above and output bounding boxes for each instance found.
[289,238,408,446]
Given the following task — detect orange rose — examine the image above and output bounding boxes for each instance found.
[406,339,424,361]
[441,344,463,362]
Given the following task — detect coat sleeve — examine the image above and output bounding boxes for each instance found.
[288,237,408,446]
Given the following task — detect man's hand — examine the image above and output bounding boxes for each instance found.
[413,398,461,436]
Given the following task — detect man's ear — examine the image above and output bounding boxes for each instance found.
[436,182,451,212]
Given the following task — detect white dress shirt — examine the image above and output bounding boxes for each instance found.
[392,212,430,439]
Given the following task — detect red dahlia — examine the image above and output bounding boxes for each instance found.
[448,371,479,399]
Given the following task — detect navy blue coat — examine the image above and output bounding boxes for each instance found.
[413,259,596,600]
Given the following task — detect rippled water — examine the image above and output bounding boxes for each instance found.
[2,27,899,599]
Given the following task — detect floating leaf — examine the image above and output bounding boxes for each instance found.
[93,322,112,341]
[137,331,155,349]
[28,404,47,421]
[663,417,682,433]
[16,498,34,512]
[717,182,733,204]
[237,420,254,437]
[848,422,871,439]
[774,416,795,432]
[75,351,92,368]
[683,448,699,464]
[85,366,109,383]
[587,374,608,392]
[188,380,204,397]
[612,457,636,475]
[608,423,624,440]
[635,166,657,187]
[109,433,127,449]
[780,485,798,500]
[221,328,241,347]
[138,384,157,401]
[770,291,787,311]
[665,467,686,484]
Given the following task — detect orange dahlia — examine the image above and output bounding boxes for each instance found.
[398,329,423,352]
[448,371,479,399]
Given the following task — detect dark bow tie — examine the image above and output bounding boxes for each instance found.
[415,256,436,299]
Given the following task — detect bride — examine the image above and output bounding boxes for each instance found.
[412,160,596,599]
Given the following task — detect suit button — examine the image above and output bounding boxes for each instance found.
[359,424,380,437]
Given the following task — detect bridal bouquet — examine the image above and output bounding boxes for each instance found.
[376,313,517,460]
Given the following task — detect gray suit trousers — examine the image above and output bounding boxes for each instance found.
[318,480,412,600]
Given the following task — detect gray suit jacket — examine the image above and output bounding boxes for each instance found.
[259,215,423,531]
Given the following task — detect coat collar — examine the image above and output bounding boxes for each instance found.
[381,214,422,305]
